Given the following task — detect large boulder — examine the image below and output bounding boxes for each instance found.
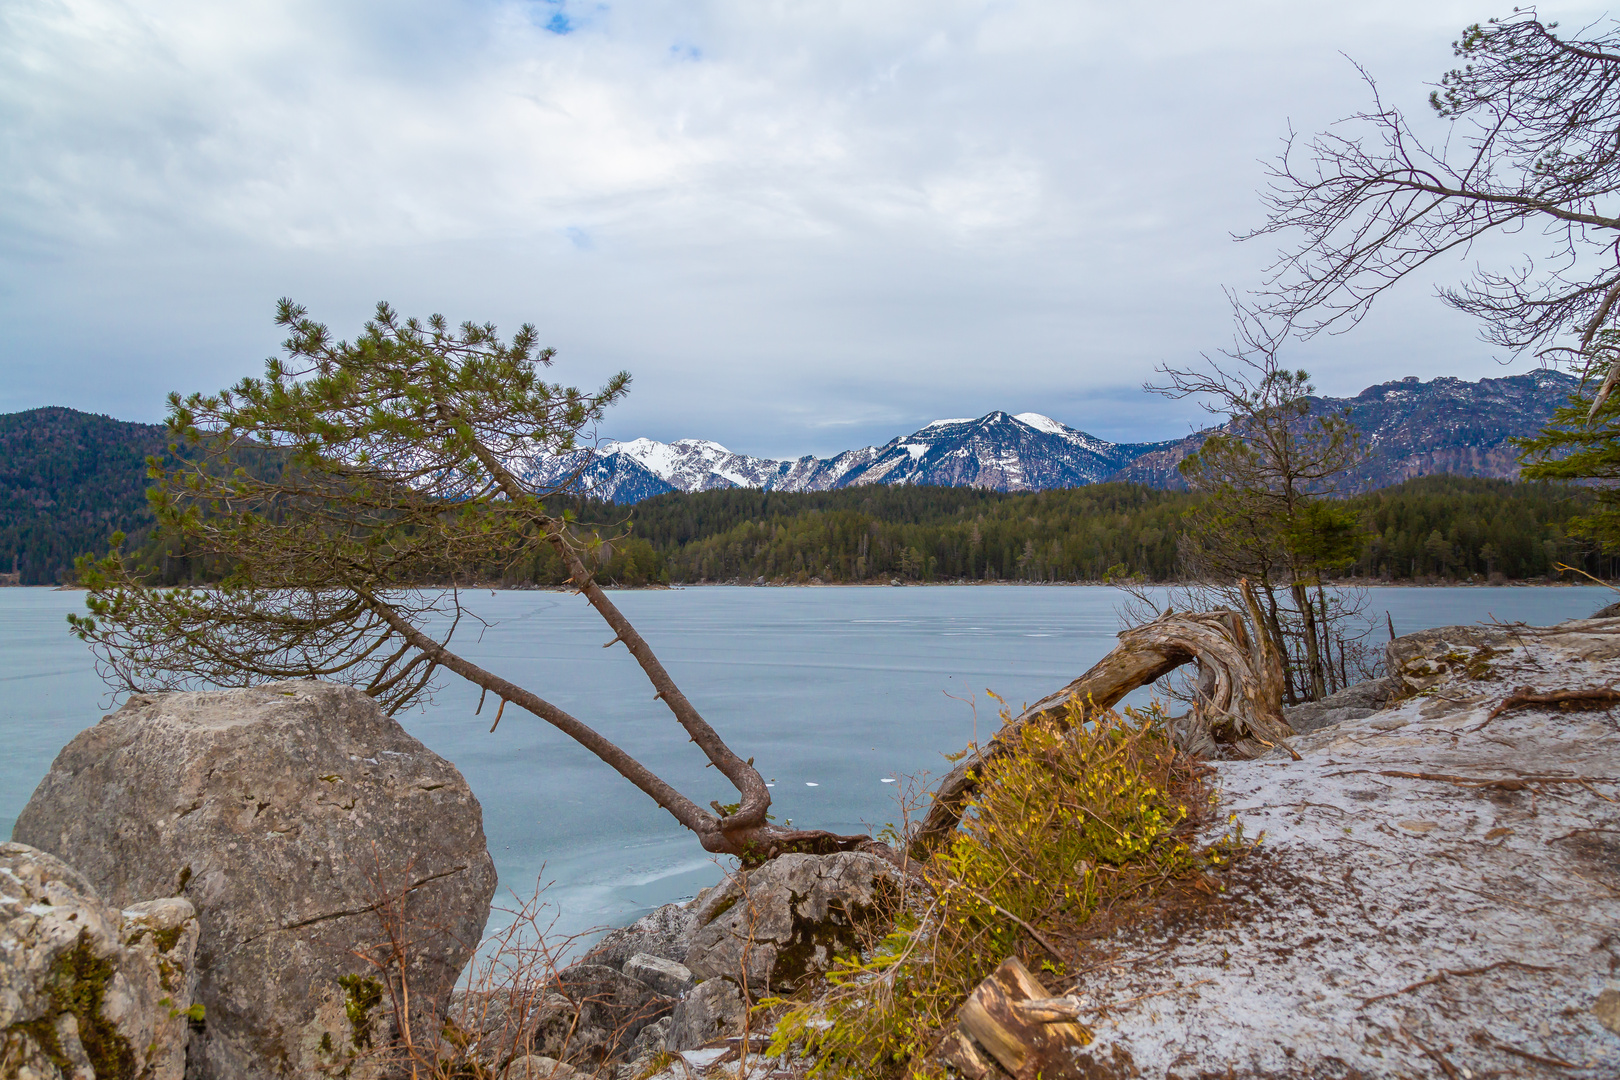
[683,851,898,996]
[663,978,748,1053]
[12,680,498,1080]
[0,841,200,1080]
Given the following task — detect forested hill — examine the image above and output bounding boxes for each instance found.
[0,408,167,585]
[590,477,1599,586]
[0,407,1604,587]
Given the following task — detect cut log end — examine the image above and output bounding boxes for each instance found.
[948,957,1093,1080]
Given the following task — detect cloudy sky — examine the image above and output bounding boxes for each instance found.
[1,1,1609,456]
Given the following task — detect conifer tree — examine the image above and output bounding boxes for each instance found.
[69,300,875,864]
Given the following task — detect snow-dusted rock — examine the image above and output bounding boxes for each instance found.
[0,842,200,1080]
[588,902,698,972]
[623,954,694,998]
[1046,618,1620,1078]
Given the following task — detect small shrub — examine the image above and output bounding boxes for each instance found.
[766,700,1236,1078]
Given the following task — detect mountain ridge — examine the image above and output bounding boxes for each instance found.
[524,370,1578,503]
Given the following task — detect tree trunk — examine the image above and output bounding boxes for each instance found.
[1314,581,1337,695]
[1260,581,1297,705]
[912,585,1292,852]
[1291,579,1326,701]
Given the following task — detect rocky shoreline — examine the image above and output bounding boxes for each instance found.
[5,616,1620,1078]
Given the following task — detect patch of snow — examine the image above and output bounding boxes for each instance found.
[1062,618,1620,1077]
[1013,412,1069,435]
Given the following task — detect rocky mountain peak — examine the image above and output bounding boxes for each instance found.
[517,370,1579,503]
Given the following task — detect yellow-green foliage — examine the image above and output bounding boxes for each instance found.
[767,702,1226,1078]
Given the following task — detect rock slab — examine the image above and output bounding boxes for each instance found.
[12,680,498,1080]
[623,954,694,998]
[0,841,200,1080]
[664,979,748,1053]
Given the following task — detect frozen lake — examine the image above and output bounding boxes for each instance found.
[2,583,1610,943]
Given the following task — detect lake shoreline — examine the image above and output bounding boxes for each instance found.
[493,577,1599,592]
[16,577,1604,594]
[6,585,1615,947]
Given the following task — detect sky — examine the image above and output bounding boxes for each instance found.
[1,1,1612,457]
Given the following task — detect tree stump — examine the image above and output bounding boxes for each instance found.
[913,583,1290,851]
[938,957,1091,1080]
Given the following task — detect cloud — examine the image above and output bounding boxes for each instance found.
[0,0,1606,455]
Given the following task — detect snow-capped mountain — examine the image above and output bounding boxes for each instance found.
[1114,370,1579,492]
[518,370,1581,503]
[518,411,1171,502]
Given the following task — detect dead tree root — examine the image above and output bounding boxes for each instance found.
[912,583,1291,853]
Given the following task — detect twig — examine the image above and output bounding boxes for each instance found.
[1401,1026,1462,1080]
[1547,826,1620,843]
[1253,735,1302,762]
[1555,561,1620,597]
[949,884,1065,962]
[1361,959,1556,1007]
[1238,800,1353,816]
[488,697,505,733]
[1481,685,1620,725]
[1377,769,1616,790]
[1101,978,1214,1010]
[1060,944,1176,992]
[1454,884,1619,932]
[1482,1035,1583,1069]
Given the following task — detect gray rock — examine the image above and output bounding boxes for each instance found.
[1283,676,1401,734]
[530,963,673,1065]
[683,851,898,995]
[502,1054,581,1079]
[664,978,747,1051]
[629,1015,672,1060]
[589,902,699,972]
[1385,624,1509,694]
[1594,601,1620,619]
[623,953,694,998]
[0,841,200,1080]
[1596,988,1620,1037]
[12,680,497,1080]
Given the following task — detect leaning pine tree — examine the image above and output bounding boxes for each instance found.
[70,299,875,864]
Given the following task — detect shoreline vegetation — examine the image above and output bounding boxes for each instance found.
[2,404,1611,592]
[110,475,1617,592]
[5,576,1611,597]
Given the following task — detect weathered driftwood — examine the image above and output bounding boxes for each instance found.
[913,583,1290,850]
[947,957,1091,1080]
